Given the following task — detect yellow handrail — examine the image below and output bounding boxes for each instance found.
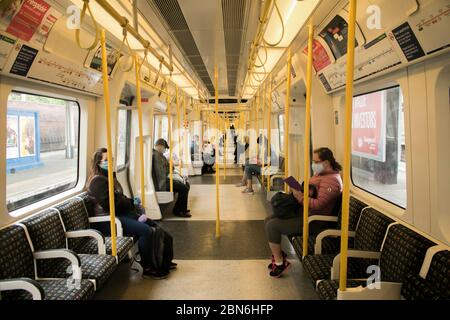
[134,54,146,209]
[75,0,100,50]
[100,30,116,257]
[224,113,227,179]
[176,87,182,169]
[166,81,173,192]
[116,24,134,73]
[339,0,357,292]
[302,23,314,259]
[266,76,272,190]
[262,83,266,170]
[284,48,291,192]
[215,64,220,238]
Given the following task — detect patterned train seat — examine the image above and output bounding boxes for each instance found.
[0,225,95,300]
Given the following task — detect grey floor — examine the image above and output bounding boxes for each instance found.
[95,167,319,300]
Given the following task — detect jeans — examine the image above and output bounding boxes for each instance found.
[118,215,154,269]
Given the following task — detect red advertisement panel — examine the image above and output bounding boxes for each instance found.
[303,38,334,72]
[352,91,386,162]
[6,0,50,41]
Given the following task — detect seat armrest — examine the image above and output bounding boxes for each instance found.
[337,282,402,300]
[308,215,338,224]
[33,249,82,280]
[0,278,45,300]
[89,216,124,237]
[66,229,106,254]
[331,250,381,280]
[314,230,356,254]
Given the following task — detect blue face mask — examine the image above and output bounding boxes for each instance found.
[99,160,108,171]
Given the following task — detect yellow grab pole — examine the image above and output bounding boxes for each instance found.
[224,113,227,179]
[215,64,220,238]
[134,54,146,209]
[256,91,260,158]
[302,23,314,258]
[183,94,188,164]
[100,30,117,257]
[339,0,357,292]
[267,76,272,190]
[284,48,292,192]
[262,83,266,170]
[176,87,182,169]
[166,81,173,192]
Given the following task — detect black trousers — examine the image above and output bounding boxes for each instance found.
[172,180,190,214]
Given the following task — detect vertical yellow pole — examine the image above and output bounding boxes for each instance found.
[262,84,266,171]
[256,91,260,158]
[215,64,220,238]
[134,54,146,209]
[100,30,116,257]
[176,87,182,169]
[183,94,188,165]
[302,23,314,258]
[284,49,292,192]
[267,76,272,190]
[166,82,173,192]
[339,0,357,292]
[224,113,227,179]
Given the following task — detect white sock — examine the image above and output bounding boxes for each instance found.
[275,259,283,266]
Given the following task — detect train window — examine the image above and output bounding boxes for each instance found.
[351,86,406,208]
[278,114,285,153]
[116,109,129,171]
[6,92,79,213]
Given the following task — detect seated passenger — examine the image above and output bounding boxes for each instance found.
[87,147,176,279]
[237,136,273,194]
[201,140,216,174]
[265,147,343,277]
[152,138,192,218]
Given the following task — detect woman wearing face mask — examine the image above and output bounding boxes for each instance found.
[86,148,176,279]
[264,147,343,278]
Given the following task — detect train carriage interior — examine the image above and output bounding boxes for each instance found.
[0,0,449,305]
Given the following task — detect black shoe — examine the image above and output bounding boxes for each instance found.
[174,211,192,218]
[142,269,169,279]
[269,261,291,278]
[169,262,178,270]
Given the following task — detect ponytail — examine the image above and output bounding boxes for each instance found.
[314,147,342,171]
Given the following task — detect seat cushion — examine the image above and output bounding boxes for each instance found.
[317,279,367,300]
[291,235,315,258]
[354,208,394,251]
[38,254,117,289]
[424,250,450,299]
[401,273,441,300]
[303,254,377,285]
[72,236,133,262]
[1,279,95,300]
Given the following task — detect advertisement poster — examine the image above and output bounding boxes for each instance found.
[9,43,38,76]
[390,22,425,62]
[319,12,364,60]
[0,32,16,71]
[19,115,36,157]
[6,115,19,159]
[0,0,24,30]
[86,42,122,77]
[302,38,335,73]
[352,91,386,162]
[5,0,51,42]
[31,6,61,46]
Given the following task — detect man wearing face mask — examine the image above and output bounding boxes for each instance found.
[264,147,343,278]
[152,138,191,218]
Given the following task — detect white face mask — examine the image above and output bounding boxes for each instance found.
[312,162,325,175]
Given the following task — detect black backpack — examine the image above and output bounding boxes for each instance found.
[270,192,301,219]
[142,220,173,273]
